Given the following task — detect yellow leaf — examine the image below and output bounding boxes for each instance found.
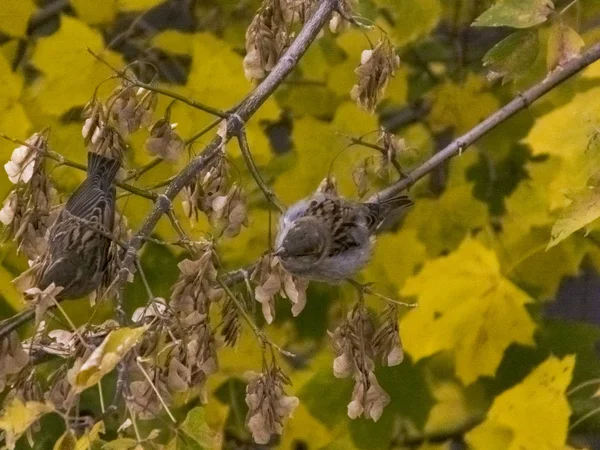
[118,0,163,11]
[363,229,427,290]
[101,438,139,450]
[180,407,223,450]
[29,16,122,116]
[374,0,442,46]
[522,86,600,210]
[71,0,117,25]
[73,326,148,392]
[0,398,54,450]
[401,238,536,384]
[279,403,332,449]
[403,182,488,256]
[0,0,36,38]
[424,381,474,435]
[151,30,193,56]
[76,421,105,450]
[547,23,585,71]
[186,33,279,123]
[428,74,499,134]
[273,103,378,203]
[465,355,575,450]
[54,429,77,450]
[549,184,600,248]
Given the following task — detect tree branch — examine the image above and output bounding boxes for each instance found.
[370,42,600,203]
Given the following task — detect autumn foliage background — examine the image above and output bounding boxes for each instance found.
[2,0,600,449]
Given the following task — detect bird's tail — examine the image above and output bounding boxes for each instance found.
[87,152,121,190]
[366,195,413,231]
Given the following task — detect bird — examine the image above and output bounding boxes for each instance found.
[35,152,119,298]
[274,193,413,281]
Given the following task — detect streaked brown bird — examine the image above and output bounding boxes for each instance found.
[36,152,119,297]
[0,152,120,338]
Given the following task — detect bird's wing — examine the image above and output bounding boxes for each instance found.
[305,195,366,255]
[65,179,115,230]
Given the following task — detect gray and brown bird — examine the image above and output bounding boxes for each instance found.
[274,192,413,281]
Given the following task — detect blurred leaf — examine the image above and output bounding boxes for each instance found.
[54,429,77,450]
[0,0,36,37]
[404,182,488,256]
[473,0,554,28]
[29,16,122,116]
[73,326,148,392]
[71,0,117,24]
[76,421,105,450]
[523,86,600,211]
[465,355,575,450]
[180,407,222,450]
[0,398,54,450]
[151,30,194,56]
[374,0,442,46]
[428,74,499,134]
[273,103,378,203]
[118,0,164,12]
[483,31,540,83]
[102,438,140,450]
[363,229,427,291]
[547,23,585,71]
[549,185,600,248]
[401,238,536,384]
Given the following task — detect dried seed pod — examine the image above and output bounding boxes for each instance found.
[371,305,404,367]
[145,119,184,162]
[245,363,299,444]
[351,38,401,113]
[252,254,309,324]
[243,0,293,81]
[0,332,29,393]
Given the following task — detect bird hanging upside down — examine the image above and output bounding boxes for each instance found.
[274,192,413,282]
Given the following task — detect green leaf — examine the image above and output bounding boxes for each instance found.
[401,238,537,384]
[73,326,148,392]
[0,398,54,450]
[547,23,585,71]
[473,0,554,28]
[180,407,222,449]
[483,31,540,83]
[54,429,77,450]
[466,355,575,450]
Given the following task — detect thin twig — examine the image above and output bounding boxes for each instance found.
[369,41,600,204]
[217,279,295,358]
[237,128,286,213]
[88,49,228,119]
[0,134,158,201]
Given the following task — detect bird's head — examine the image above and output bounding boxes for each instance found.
[275,218,329,272]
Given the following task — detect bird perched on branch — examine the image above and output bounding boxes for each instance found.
[35,152,120,298]
[274,192,413,281]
